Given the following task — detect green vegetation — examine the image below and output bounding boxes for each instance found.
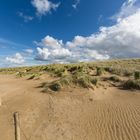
[42,73,98,92]
[104,67,133,76]
[96,67,104,76]
[134,71,140,80]
[123,79,140,90]
[109,76,121,82]
[0,58,140,91]
[28,73,41,80]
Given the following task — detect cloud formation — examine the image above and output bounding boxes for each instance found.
[35,0,140,63]
[35,35,109,62]
[35,36,72,61]
[67,10,140,58]
[111,0,138,22]
[6,53,25,64]
[31,0,60,16]
[2,0,140,67]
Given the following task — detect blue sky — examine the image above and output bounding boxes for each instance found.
[0,0,140,67]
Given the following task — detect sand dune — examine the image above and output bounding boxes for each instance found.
[0,74,140,140]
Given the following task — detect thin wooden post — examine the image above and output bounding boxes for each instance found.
[0,97,1,106]
[13,112,21,140]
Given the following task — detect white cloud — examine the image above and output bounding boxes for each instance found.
[111,0,138,22]
[41,35,63,49]
[85,50,110,60]
[6,53,25,64]
[66,0,140,59]
[36,47,50,60]
[31,0,60,16]
[72,0,80,9]
[34,0,140,63]
[35,36,72,61]
[35,35,108,62]
[18,12,34,22]
[51,48,72,59]
[66,36,87,48]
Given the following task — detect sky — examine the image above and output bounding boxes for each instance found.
[0,0,140,67]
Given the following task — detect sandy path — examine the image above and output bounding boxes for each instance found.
[0,74,140,140]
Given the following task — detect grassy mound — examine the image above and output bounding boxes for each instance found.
[42,73,98,92]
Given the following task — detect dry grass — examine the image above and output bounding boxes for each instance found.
[0,58,140,91]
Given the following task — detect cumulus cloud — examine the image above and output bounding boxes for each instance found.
[67,0,140,58]
[35,36,72,61]
[18,12,34,22]
[35,35,109,62]
[6,53,25,64]
[39,35,63,49]
[34,0,140,63]
[72,0,80,9]
[31,0,60,16]
[36,47,50,60]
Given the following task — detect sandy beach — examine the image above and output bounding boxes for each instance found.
[0,74,139,140]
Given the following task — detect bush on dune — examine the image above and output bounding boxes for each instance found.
[134,71,140,80]
[27,73,41,80]
[123,79,140,90]
[109,76,121,82]
[96,67,104,76]
[43,72,98,92]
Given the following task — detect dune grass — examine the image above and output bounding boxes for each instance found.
[42,72,98,92]
[0,58,140,91]
[109,76,121,82]
[123,79,140,90]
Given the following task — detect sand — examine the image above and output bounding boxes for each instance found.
[0,74,140,140]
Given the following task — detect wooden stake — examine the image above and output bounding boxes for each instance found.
[0,97,1,106]
[13,112,21,140]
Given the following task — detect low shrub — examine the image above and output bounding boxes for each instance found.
[27,73,41,80]
[43,76,73,92]
[68,66,79,73]
[40,82,48,88]
[28,74,36,80]
[43,73,98,92]
[49,82,61,91]
[123,70,133,77]
[16,72,25,78]
[96,67,104,76]
[134,71,140,80]
[91,78,98,86]
[123,79,140,90]
[76,75,93,88]
[109,76,121,82]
